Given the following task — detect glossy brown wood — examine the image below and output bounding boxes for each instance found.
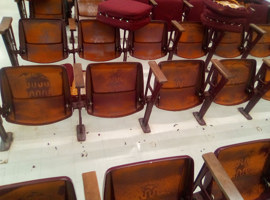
[128,20,168,60]
[29,0,65,19]
[78,19,121,61]
[0,176,76,200]
[213,59,256,105]
[214,31,244,58]
[85,62,144,117]
[0,65,72,125]
[203,153,244,200]
[156,60,205,111]
[19,19,68,63]
[76,0,103,19]
[175,21,207,59]
[250,24,270,58]
[0,17,12,34]
[82,171,101,200]
[104,156,194,200]
[210,140,270,200]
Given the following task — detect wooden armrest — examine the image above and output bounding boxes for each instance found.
[183,0,194,8]
[74,63,85,89]
[68,18,76,31]
[203,153,244,200]
[211,59,233,80]
[82,171,101,200]
[148,61,167,84]
[0,17,12,34]
[171,20,185,32]
[249,23,266,35]
[149,0,158,6]
[263,58,270,68]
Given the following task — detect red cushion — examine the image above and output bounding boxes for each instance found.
[97,0,152,30]
[152,0,183,30]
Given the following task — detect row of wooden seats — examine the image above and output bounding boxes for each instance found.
[1,139,270,199]
[12,0,270,64]
[0,15,269,70]
[0,57,270,151]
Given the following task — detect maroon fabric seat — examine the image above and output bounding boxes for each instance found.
[152,0,184,30]
[201,0,252,32]
[248,1,270,24]
[185,0,204,22]
[97,0,152,30]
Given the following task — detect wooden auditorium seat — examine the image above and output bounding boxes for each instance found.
[168,20,208,60]
[74,61,167,139]
[139,59,230,131]
[75,18,122,62]
[193,59,257,125]
[0,176,77,200]
[194,139,270,200]
[15,0,72,22]
[239,58,270,120]
[0,65,80,151]
[127,20,168,60]
[103,155,243,200]
[0,17,75,66]
[104,156,195,200]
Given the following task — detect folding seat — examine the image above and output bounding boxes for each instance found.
[0,17,73,66]
[74,61,167,140]
[0,65,78,151]
[127,20,168,60]
[75,0,104,20]
[249,24,270,58]
[75,19,122,62]
[104,156,194,200]
[15,0,72,22]
[239,58,270,120]
[103,155,243,200]
[199,0,265,68]
[168,20,208,60]
[0,176,77,200]
[193,59,257,125]
[139,59,230,131]
[194,139,270,200]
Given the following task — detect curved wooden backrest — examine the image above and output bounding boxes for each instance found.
[128,20,168,60]
[156,60,205,111]
[250,24,270,58]
[208,139,270,200]
[0,65,72,125]
[214,31,244,58]
[0,176,76,200]
[78,19,121,61]
[213,59,256,105]
[85,62,144,117]
[76,0,104,19]
[19,19,68,63]
[29,0,66,19]
[104,156,194,200]
[176,22,207,59]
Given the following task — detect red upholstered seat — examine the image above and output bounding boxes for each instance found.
[152,0,184,30]
[97,0,152,30]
